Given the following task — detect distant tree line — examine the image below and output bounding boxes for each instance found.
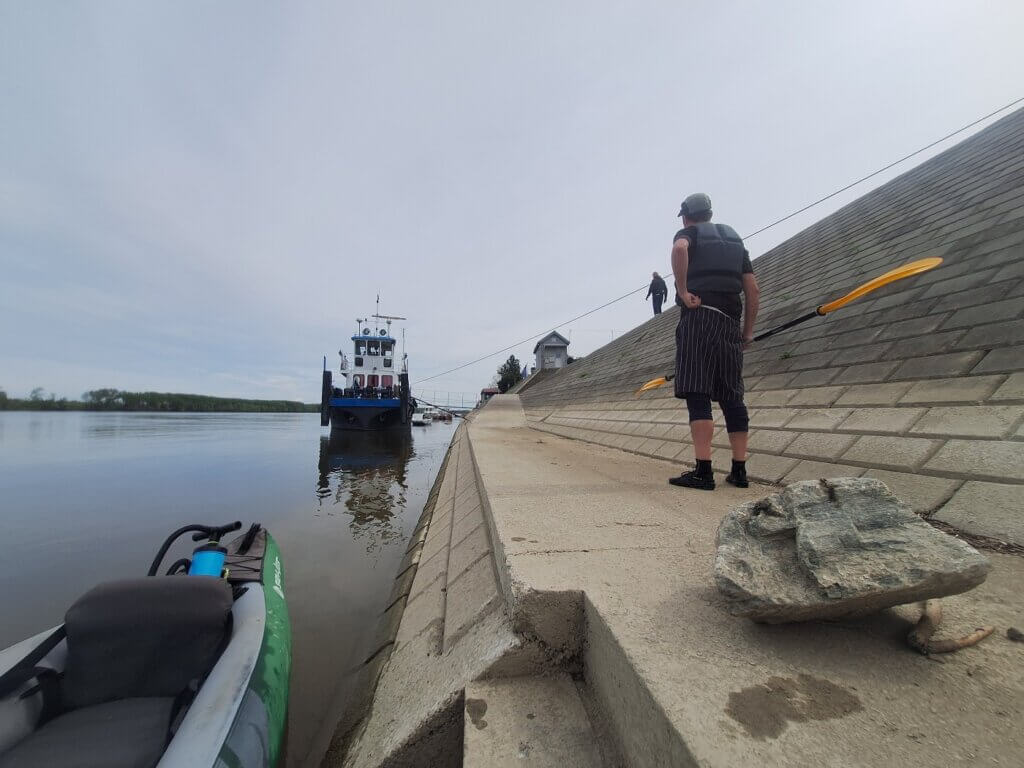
[0,387,317,413]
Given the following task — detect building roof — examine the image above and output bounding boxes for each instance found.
[521,106,1024,547]
[532,331,571,353]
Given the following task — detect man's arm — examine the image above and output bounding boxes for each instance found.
[671,239,701,308]
[741,272,760,345]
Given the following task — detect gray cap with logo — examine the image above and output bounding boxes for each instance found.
[677,192,712,218]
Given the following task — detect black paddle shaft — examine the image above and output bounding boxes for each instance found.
[660,308,821,384]
[752,309,821,342]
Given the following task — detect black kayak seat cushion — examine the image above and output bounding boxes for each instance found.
[0,697,173,768]
[62,576,232,711]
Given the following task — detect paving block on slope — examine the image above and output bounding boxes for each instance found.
[933,481,1024,545]
[787,385,847,406]
[972,345,1024,374]
[463,675,604,768]
[836,407,926,435]
[890,351,987,380]
[784,432,859,461]
[835,382,914,406]
[785,408,854,430]
[899,375,1005,405]
[782,460,866,484]
[841,435,942,472]
[990,372,1024,401]
[745,453,800,484]
[925,439,1024,482]
[910,405,1024,439]
[862,469,960,514]
[746,429,799,455]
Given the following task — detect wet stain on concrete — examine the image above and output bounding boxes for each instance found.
[725,674,863,740]
[465,697,488,730]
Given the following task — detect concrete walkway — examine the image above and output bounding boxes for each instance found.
[470,395,1024,767]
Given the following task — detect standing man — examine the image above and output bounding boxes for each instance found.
[646,271,668,315]
[668,193,759,490]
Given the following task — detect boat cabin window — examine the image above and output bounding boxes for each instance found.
[356,343,366,356]
[353,374,365,387]
[368,375,379,387]
[382,342,394,357]
[354,357,364,367]
[382,375,393,387]
[367,340,381,356]
[383,358,392,368]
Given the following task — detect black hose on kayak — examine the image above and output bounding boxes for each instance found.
[147,522,241,577]
[148,525,215,576]
[165,558,191,575]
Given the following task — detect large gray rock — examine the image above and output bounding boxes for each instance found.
[714,478,991,623]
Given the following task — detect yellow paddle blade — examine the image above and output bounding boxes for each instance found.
[636,376,668,394]
[817,257,942,315]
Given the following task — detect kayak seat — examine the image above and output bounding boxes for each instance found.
[0,577,232,768]
[0,698,174,768]
[61,576,233,710]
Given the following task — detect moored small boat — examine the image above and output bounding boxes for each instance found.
[0,522,291,768]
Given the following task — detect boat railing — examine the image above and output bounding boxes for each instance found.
[334,385,401,401]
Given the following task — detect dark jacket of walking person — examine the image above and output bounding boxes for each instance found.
[646,272,668,315]
[667,193,760,491]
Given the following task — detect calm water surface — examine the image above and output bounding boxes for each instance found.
[0,411,456,767]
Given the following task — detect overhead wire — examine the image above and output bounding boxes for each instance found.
[415,95,1024,386]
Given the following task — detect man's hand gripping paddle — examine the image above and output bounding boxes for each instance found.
[635,257,943,394]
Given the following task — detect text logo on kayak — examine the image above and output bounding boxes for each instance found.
[273,556,285,599]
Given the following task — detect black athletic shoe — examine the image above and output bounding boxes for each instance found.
[726,472,749,488]
[668,470,715,491]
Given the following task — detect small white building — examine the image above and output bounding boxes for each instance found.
[533,331,570,370]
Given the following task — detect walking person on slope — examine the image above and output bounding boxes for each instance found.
[646,271,668,315]
[668,193,759,490]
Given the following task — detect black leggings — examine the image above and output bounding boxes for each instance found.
[685,394,749,433]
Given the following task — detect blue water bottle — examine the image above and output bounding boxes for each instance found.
[189,542,227,577]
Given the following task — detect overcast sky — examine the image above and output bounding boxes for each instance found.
[2,2,1022,403]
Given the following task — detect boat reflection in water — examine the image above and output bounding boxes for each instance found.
[316,430,414,552]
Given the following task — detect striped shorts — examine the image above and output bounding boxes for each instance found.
[674,306,745,402]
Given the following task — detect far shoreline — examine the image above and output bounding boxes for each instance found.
[0,388,317,414]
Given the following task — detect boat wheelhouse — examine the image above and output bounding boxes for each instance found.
[320,311,416,431]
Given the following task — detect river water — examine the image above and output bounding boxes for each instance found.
[0,411,456,767]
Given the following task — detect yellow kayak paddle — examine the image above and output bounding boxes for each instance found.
[635,257,942,394]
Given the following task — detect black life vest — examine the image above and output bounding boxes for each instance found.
[686,222,745,294]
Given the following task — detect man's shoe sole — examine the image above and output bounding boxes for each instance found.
[668,478,716,491]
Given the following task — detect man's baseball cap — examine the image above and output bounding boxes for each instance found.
[678,192,712,218]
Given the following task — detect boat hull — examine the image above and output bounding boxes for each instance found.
[328,399,412,431]
[322,371,415,432]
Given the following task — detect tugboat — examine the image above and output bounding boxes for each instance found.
[320,309,416,431]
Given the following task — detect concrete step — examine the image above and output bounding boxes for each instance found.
[463,675,605,768]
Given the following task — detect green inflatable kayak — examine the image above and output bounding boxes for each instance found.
[0,522,292,768]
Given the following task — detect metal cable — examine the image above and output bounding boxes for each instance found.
[415,96,1023,385]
